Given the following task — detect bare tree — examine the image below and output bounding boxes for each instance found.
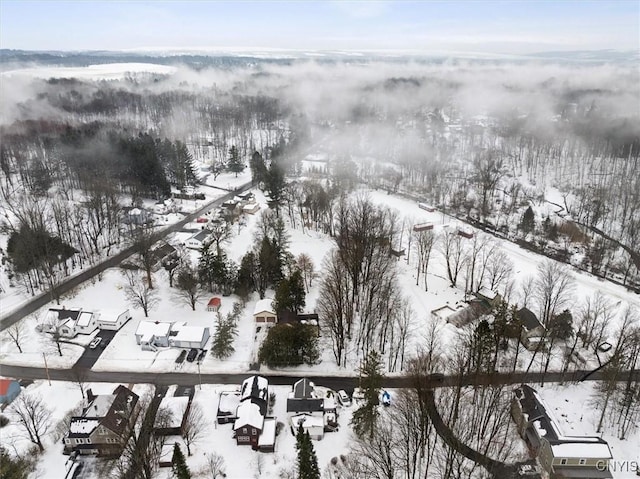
[518,275,535,309]
[121,269,159,318]
[6,321,26,353]
[131,226,158,290]
[439,231,467,288]
[205,452,226,478]
[297,253,315,292]
[207,219,231,256]
[534,260,575,326]
[9,393,52,452]
[485,250,513,292]
[173,263,205,311]
[182,401,208,456]
[414,229,436,291]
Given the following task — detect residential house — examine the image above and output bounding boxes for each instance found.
[168,323,210,349]
[278,312,320,336]
[290,414,325,441]
[242,203,260,215]
[444,300,491,328]
[253,299,277,324]
[476,288,502,307]
[233,376,273,450]
[518,308,547,351]
[185,230,211,250]
[154,385,193,436]
[0,378,21,407]
[150,243,178,271]
[42,307,99,337]
[135,320,172,351]
[458,228,474,239]
[124,207,151,226]
[286,378,324,417]
[96,310,132,331]
[511,385,612,479]
[63,386,139,457]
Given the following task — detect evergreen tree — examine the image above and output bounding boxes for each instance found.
[235,251,257,299]
[249,151,267,185]
[521,206,535,234]
[296,424,320,479]
[0,446,30,479]
[211,312,237,359]
[265,158,286,210]
[172,443,191,479]
[257,237,283,297]
[351,350,383,439]
[258,323,319,367]
[227,145,245,177]
[274,271,306,314]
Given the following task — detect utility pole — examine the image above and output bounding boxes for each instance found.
[197,361,202,390]
[43,352,51,385]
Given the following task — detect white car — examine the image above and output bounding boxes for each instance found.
[337,390,351,407]
[89,337,102,349]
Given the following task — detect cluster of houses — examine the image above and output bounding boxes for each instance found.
[216,376,340,454]
[41,307,131,338]
[431,288,548,352]
[185,192,260,250]
[511,384,613,479]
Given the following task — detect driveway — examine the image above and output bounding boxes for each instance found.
[73,330,118,370]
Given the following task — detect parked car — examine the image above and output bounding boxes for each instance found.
[197,350,207,363]
[337,390,351,407]
[175,350,187,364]
[89,337,102,349]
[186,348,198,362]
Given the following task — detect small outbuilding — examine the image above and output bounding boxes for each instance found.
[207,297,221,312]
[253,299,277,324]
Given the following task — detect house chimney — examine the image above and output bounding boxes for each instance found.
[86,388,95,403]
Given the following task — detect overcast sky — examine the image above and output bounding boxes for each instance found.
[1,0,638,54]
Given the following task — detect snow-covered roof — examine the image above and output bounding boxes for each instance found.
[477,287,498,300]
[76,311,94,327]
[170,322,209,342]
[258,418,276,447]
[135,320,172,342]
[253,299,275,316]
[551,442,612,459]
[86,394,116,418]
[291,414,324,429]
[156,395,189,428]
[240,376,269,402]
[234,400,264,430]
[69,418,100,435]
[218,391,241,414]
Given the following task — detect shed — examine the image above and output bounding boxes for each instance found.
[291,414,324,440]
[413,223,434,232]
[458,228,474,239]
[207,297,221,313]
[243,203,260,215]
[253,299,277,324]
[418,203,436,212]
[0,378,21,406]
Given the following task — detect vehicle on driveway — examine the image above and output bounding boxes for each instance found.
[175,350,187,364]
[337,390,351,407]
[197,350,207,363]
[186,348,198,362]
[89,337,102,349]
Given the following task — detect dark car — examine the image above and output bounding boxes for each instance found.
[186,348,198,362]
[197,349,207,363]
[175,350,187,364]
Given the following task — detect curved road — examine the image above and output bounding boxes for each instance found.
[0,182,253,331]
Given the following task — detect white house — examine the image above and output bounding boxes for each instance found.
[135,321,172,351]
[97,310,132,331]
[242,203,260,215]
[253,299,277,324]
[43,308,99,338]
[290,413,325,440]
[185,230,211,249]
[168,323,210,349]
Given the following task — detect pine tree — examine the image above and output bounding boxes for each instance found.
[351,350,384,439]
[296,425,320,479]
[211,312,237,359]
[249,151,267,185]
[172,443,191,479]
[521,206,535,234]
[227,145,245,177]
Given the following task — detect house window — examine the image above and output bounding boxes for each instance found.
[251,428,257,435]
[242,427,248,434]
[579,459,586,465]
[237,435,250,442]
[86,438,91,444]
[65,438,71,444]
[560,459,568,465]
